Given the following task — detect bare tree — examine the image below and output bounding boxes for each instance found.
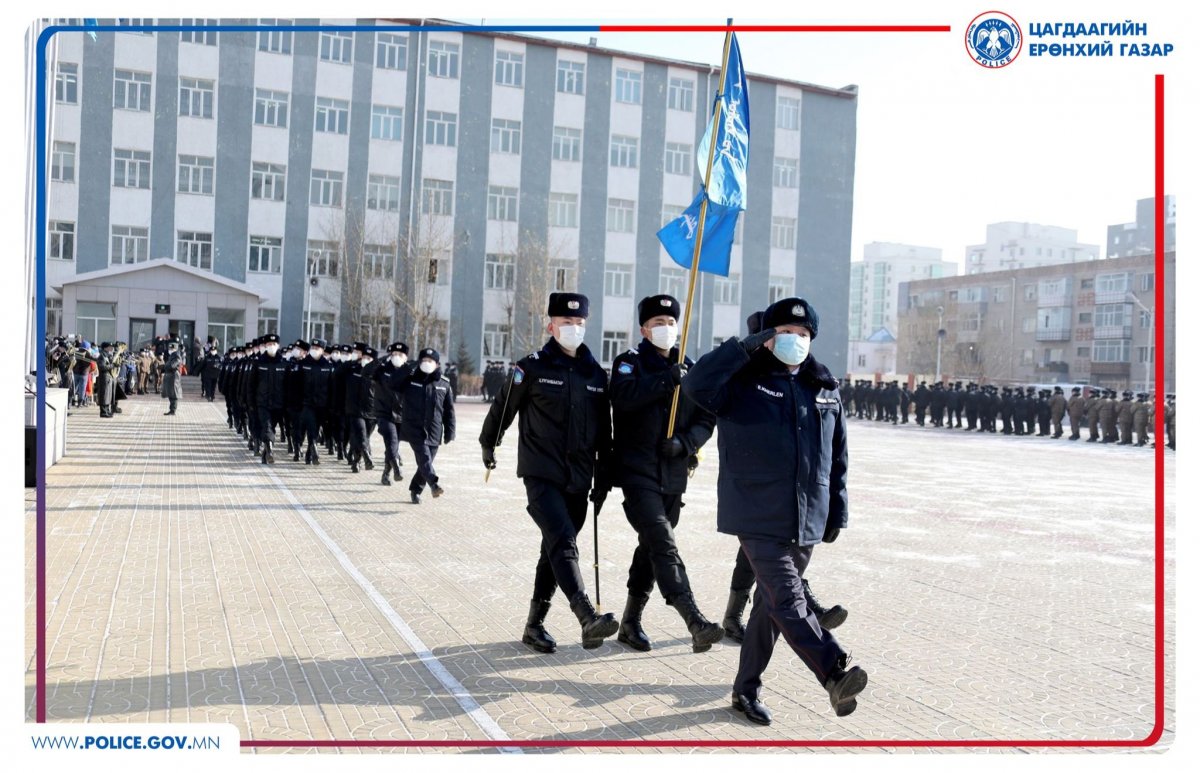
[496,228,573,357]
[392,207,455,352]
[309,210,397,347]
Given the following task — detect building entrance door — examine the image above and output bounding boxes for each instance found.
[129,318,155,352]
[169,319,196,372]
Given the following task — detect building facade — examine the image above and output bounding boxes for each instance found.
[895,252,1175,392]
[847,241,955,375]
[964,222,1099,276]
[1107,195,1176,258]
[42,19,857,372]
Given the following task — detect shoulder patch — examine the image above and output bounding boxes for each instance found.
[512,367,524,385]
[627,348,638,355]
[617,362,634,375]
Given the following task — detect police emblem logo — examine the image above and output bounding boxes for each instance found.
[617,362,634,375]
[793,304,805,318]
[512,367,524,385]
[966,11,1023,68]
[660,299,672,307]
[567,300,580,310]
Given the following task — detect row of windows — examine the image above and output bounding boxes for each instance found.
[55,49,804,127]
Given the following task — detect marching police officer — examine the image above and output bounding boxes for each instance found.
[374,343,411,485]
[345,344,379,474]
[252,334,286,464]
[399,348,456,503]
[300,339,335,464]
[684,297,868,723]
[200,346,222,401]
[479,292,619,653]
[162,338,184,415]
[609,294,722,654]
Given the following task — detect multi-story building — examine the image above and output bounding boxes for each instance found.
[1107,195,1176,258]
[40,18,857,374]
[847,241,956,374]
[895,252,1175,392]
[964,222,1099,276]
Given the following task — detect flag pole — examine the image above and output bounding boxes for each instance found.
[667,22,735,438]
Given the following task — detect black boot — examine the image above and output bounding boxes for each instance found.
[803,578,848,630]
[521,600,557,654]
[673,593,724,653]
[381,466,392,486]
[824,654,869,717]
[392,459,403,482]
[617,594,652,652]
[262,440,274,465]
[569,592,618,649]
[350,459,359,473]
[722,590,750,644]
[363,451,374,471]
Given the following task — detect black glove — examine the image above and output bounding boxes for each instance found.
[740,328,777,354]
[658,437,686,458]
[822,524,841,544]
[481,446,497,470]
[668,362,688,386]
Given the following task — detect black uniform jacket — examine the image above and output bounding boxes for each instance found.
[372,361,411,422]
[398,367,456,446]
[480,338,612,494]
[683,338,848,546]
[300,355,335,409]
[252,352,287,410]
[609,338,714,495]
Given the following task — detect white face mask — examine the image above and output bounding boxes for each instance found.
[555,324,586,352]
[648,324,678,352]
[310,348,324,360]
[266,344,279,357]
[389,355,405,368]
[419,361,437,374]
[771,333,810,367]
[361,356,373,366]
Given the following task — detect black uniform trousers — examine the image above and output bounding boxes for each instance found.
[735,538,844,698]
[202,376,217,400]
[349,417,376,462]
[301,407,326,451]
[257,407,284,444]
[622,488,690,603]
[525,476,588,603]
[407,442,440,493]
[730,544,756,593]
[377,419,403,466]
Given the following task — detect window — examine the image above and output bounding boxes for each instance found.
[604,264,633,297]
[1023,284,1036,301]
[257,308,280,337]
[960,312,982,332]
[1136,345,1155,364]
[425,111,458,146]
[557,60,584,94]
[422,179,454,216]
[771,217,796,250]
[1092,339,1130,363]
[251,161,286,201]
[615,68,642,104]
[1022,316,1036,333]
[495,50,524,87]
[552,126,582,162]
[773,157,799,188]
[482,323,510,358]
[1094,303,1129,328]
[428,41,460,78]
[176,231,213,270]
[254,89,289,127]
[180,19,217,45]
[362,244,395,279]
[715,274,740,305]
[664,142,692,176]
[177,154,214,195]
[310,169,344,207]
[51,141,75,182]
[487,186,518,222]
[76,302,117,343]
[601,330,630,363]
[485,253,515,290]
[306,311,336,342]
[1078,312,1092,324]
[992,286,1007,302]
[768,275,793,304]
[320,31,353,64]
[114,69,151,111]
[1139,273,1154,292]
[606,198,635,233]
[1020,349,1035,366]
[248,235,282,273]
[491,118,522,154]
[49,221,74,260]
[962,286,984,303]
[306,240,339,276]
[1077,346,1089,357]
[1080,278,1094,289]
[367,174,401,212]
[661,204,685,227]
[358,316,392,348]
[258,20,292,54]
[116,18,154,34]
[46,298,62,337]
[549,193,578,228]
[1139,309,1151,328]
[1096,272,1129,295]
[55,62,78,104]
[376,32,407,70]
[552,260,576,292]
[660,267,686,300]
[113,148,151,189]
[371,105,403,141]
[314,97,349,134]
[668,77,694,112]
[776,95,800,129]
[610,135,639,168]
[427,255,450,285]
[179,77,214,118]
[110,225,149,264]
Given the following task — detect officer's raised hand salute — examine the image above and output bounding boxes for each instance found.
[479,292,619,654]
[684,297,867,724]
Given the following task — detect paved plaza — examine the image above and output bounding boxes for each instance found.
[25,381,1175,752]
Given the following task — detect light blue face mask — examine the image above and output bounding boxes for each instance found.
[772,333,810,366]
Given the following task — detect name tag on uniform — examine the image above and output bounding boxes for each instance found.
[816,396,839,405]
[586,385,604,393]
[756,384,783,399]
[538,378,563,386]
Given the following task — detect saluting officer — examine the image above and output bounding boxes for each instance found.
[480,292,619,653]
[373,343,411,485]
[684,297,868,724]
[399,348,456,503]
[252,334,286,464]
[609,295,722,653]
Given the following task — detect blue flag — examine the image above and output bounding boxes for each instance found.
[656,190,739,277]
[696,33,750,210]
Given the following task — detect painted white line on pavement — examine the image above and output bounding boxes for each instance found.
[264,467,521,752]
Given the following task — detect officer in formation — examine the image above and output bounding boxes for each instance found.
[199,346,222,401]
[374,343,412,485]
[609,294,723,654]
[344,343,381,474]
[398,348,455,503]
[685,296,868,723]
[480,292,620,653]
[161,337,184,415]
[481,361,510,402]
